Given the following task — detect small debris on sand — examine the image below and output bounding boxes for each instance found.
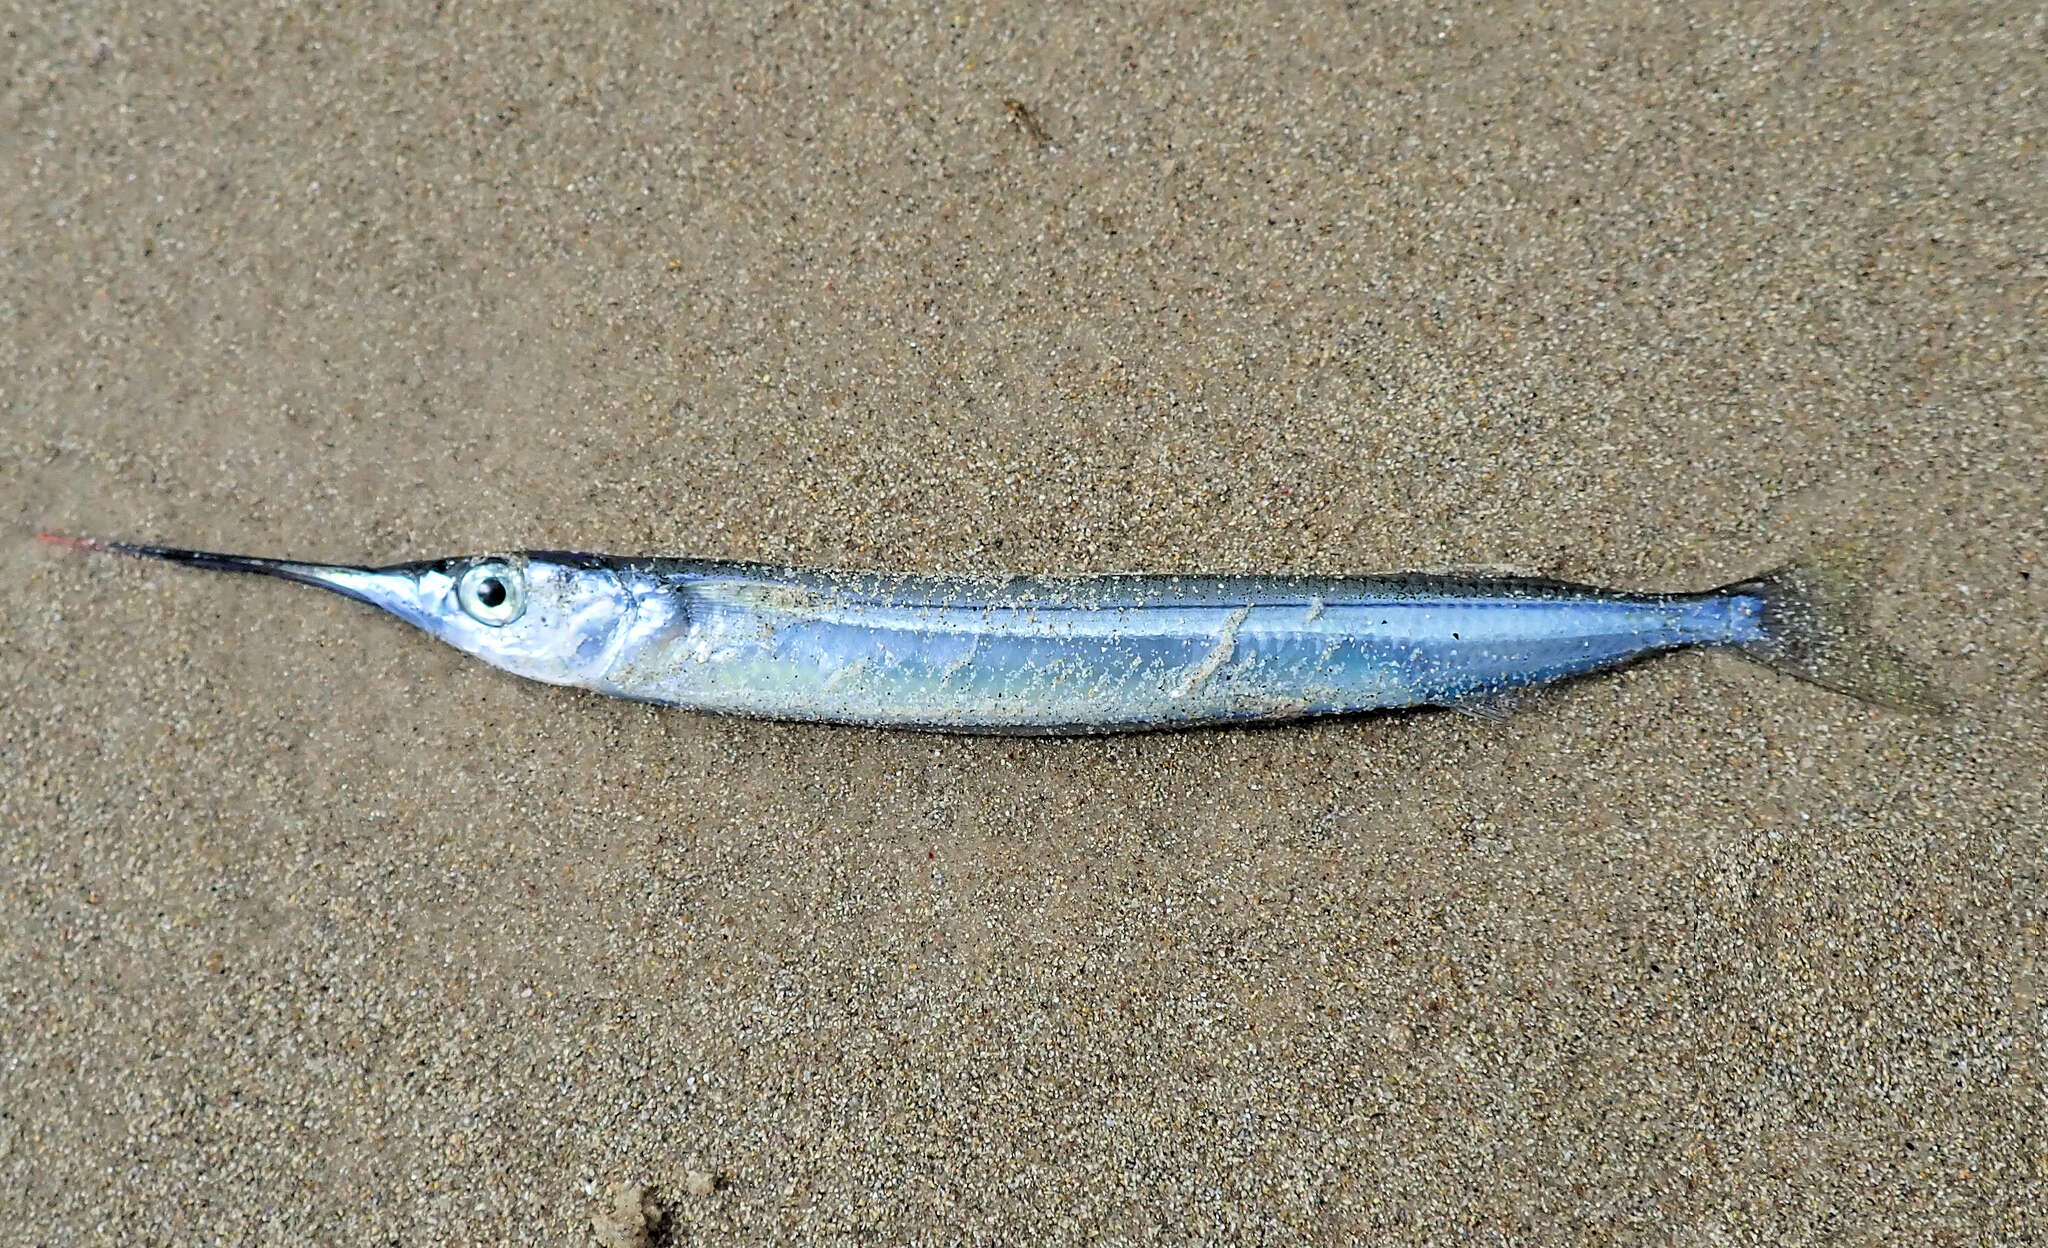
[1002,97,1054,148]
[591,1179,662,1248]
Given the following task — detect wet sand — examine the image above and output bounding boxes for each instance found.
[4,2,2042,1241]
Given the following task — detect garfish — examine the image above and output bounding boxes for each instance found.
[41,536,1943,733]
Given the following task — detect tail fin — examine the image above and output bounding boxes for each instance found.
[1723,543,1949,712]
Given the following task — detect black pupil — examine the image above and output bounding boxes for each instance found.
[477,577,507,608]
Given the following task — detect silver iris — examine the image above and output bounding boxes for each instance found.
[456,560,526,626]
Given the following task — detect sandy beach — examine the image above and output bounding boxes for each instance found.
[4,1,2042,1241]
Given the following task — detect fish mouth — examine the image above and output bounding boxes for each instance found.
[40,534,429,620]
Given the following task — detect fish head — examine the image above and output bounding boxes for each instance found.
[397,552,637,688]
[43,537,642,692]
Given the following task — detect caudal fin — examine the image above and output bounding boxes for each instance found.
[1723,543,1949,712]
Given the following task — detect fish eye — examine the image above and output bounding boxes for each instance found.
[457,561,526,626]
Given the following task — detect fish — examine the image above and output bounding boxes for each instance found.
[40,535,1944,734]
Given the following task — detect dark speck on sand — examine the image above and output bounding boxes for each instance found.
[3,2,2042,1242]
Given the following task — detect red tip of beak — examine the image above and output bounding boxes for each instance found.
[37,532,109,553]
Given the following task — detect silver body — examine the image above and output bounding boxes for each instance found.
[575,560,1760,732]
[67,538,1942,733]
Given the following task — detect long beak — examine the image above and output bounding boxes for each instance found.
[41,533,426,618]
